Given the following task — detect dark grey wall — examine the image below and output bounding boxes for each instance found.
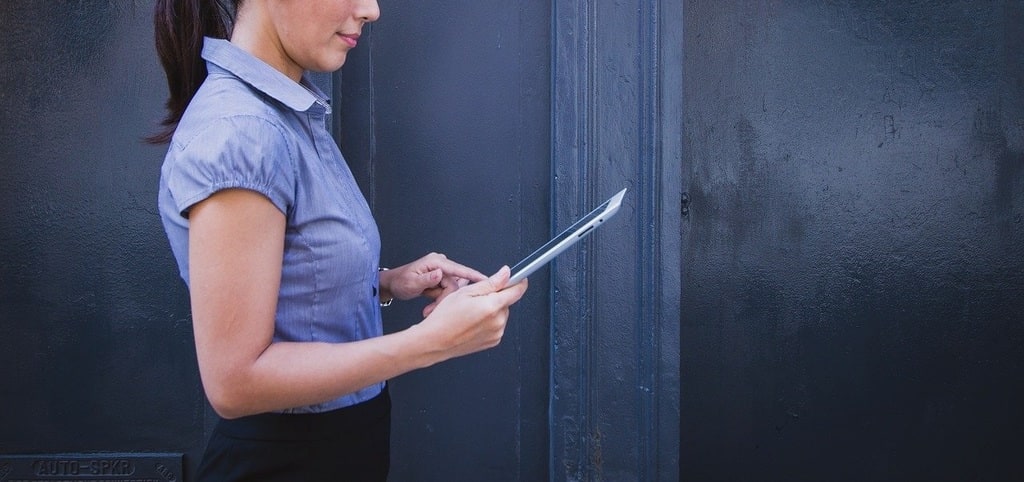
[682,1,1024,480]
[3,1,681,480]
[0,1,204,477]
[338,1,553,480]
[7,0,1020,481]
[341,0,683,479]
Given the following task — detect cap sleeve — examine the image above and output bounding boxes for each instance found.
[164,115,296,217]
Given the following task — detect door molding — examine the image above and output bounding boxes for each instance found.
[550,0,681,479]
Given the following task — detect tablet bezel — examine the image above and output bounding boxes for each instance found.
[508,188,627,285]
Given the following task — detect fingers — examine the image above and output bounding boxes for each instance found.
[390,253,487,301]
[423,267,527,318]
[419,268,443,287]
[462,266,511,296]
[423,272,465,298]
[491,276,528,307]
[421,275,471,317]
[415,266,531,361]
[421,272,487,317]
[422,301,438,318]
[462,267,528,311]
[420,252,486,283]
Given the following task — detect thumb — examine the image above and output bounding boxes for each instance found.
[419,268,443,286]
[464,266,511,295]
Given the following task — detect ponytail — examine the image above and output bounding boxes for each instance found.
[146,0,237,144]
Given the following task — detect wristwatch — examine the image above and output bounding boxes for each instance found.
[378,267,393,307]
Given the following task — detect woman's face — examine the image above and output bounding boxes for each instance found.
[246,0,380,79]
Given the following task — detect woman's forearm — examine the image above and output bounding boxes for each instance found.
[204,323,441,419]
[202,268,524,419]
[186,190,523,419]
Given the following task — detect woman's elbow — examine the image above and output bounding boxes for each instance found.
[201,376,254,420]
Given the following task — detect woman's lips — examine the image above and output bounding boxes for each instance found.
[339,33,359,48]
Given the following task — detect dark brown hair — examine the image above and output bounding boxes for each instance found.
[146,0,239,144]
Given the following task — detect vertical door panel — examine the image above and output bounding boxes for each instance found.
[550,0,682,480]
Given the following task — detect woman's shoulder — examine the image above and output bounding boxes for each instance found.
[166,77,300,177]
[161,76,300,215]
[173,74,293,147]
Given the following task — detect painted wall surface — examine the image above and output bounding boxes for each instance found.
[0,1,205,476]
[682,1,1024,480]
[337,1,554,479]
[7,0,1021,481]
[342,0,682,479]
[549,1,682,480]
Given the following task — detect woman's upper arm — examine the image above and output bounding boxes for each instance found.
[187,188,286,403]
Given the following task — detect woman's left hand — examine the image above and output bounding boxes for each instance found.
[379,252,486,316]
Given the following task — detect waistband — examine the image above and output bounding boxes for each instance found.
[214,386,391,441]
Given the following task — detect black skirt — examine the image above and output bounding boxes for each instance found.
[195,387,391,482]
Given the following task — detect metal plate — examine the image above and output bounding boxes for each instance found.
[0,454,182,482]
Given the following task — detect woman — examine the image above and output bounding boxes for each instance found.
[149,0,528,480]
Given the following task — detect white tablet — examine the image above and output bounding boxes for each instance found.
[509,188,627,285]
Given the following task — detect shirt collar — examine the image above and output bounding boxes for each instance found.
[201,37,327,112]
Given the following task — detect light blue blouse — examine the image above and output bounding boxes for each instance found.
[159,38,384,413]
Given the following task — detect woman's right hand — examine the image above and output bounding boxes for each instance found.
[414,266,528,361]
